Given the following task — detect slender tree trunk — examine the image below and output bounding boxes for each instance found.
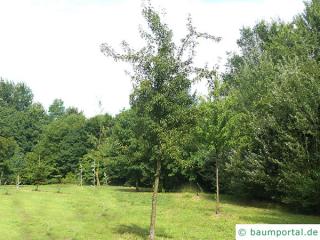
[149,160,161,240]
[96,162,100,186]
[95,123,103,187]
[16,174,20,189]
[92,160,96,186]
[103,172,108,185]
[196,182,203,196]
[80,164,83,187]
[215,159,220,215]
[36,155,41,191]
[0,171,3,185]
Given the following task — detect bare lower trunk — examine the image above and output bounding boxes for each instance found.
[92,160,96,186]
[135,180,139,192]
[149,160,161,240]
[103,172,108,185]
[80,164,83,187]
[215,160,220,215]
[16,174,20,189]
[196,182,203,196]
[96,164,100,186]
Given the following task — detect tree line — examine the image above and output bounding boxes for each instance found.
[1,0,319,224]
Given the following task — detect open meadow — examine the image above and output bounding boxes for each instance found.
[1,185,319,240]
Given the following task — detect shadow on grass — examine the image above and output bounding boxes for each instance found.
[201,193,320,221]
[201,193,280,210]
[115,224,172,239]
[115,187,153,193]
[17,187,70,195]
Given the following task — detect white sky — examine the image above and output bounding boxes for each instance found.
[0,0,305,117]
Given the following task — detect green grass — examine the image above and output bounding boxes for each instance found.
[0,185,319,240]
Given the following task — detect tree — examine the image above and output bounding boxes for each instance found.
[31,113,90,180]
[101,2,220,238]
[106,109,151,189]
[25,153,50,191]
[82,114,113,186]
[0,80,46,154]
[8,147,25,188]
[0,79,33,111]
[224,0,320,212]
[0,136,17,184]
[48,99,65,120]
[16,103,48,152]
[189,82,237,214]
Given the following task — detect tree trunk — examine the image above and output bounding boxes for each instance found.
[149,160,161,240]
[103,172,108,185]
[215,159,220,215]
[16,174,20,189]
[92,160,96,186]
[80,164,83,187]
[96,163,100,186]
[196,182,203,196]
[0,171,3,185]
[135,180,139,192]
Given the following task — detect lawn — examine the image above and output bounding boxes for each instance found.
[0,185,319,240]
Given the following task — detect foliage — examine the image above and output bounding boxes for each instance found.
[224,0,320,212]
[0,79,33,111]
[48,99,65,121]
[31,113,90,179]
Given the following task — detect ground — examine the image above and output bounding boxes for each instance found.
[0,185,319,240]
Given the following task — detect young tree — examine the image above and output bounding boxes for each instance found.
[25,153,50,191]
[187,86,232,214]
[101,3,220,239]
[9,147,25,188]
[82,114,113,186]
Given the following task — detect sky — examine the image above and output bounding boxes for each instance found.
[0,0,305,117]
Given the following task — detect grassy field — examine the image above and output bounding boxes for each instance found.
[0,185,319,240]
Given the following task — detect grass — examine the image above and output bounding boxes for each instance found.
[0,185,319,240]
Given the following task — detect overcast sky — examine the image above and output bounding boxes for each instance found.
[0,0,305,117]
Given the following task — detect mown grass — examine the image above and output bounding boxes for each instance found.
[0,185,319,239]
